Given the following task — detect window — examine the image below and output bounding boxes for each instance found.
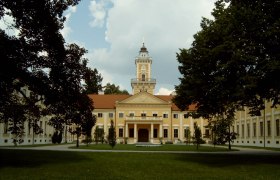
[184,127,190,138]
[174,129,178,138]
[241,124,244,138]
[183,114,188,119]
[237,125,239,136]
[109,113,114,118]
[129,128,134,138]
[164,129,168,138]
[119,113,124,118]
[44,121,47,135]
[253,123,256,137]
[4,122,8,134]
[142,74,145,81]
[98,113,103,118]
[267,121,271,136]
[276,119,280,136]
[153,113,157,117]
[129,113,134,117]
[247,123,250,137]
[153,129,158,138]
[28,122,31,135]
[260,122,263,136]
[205,129,210,137]
[141,113,146,117]
[39,121,42,134]
[119,128,123,137]
[173,114,178,119]
[163,114,168,118]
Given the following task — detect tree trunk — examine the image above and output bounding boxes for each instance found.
[76,134,79,148]
[228,124,231,150]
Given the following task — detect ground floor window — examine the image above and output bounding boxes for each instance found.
[276,119,280,136]
[267,121,271,136]
[119,128,123,137]
[164,129,168,138]
[253,123,256,137]
[241,124,244,138]
[247,123,250,137]
[237,125,239,137]
[260,122,263,136]
[153,129,158,138]
[129,128,134,138]
[184,127,190,138]
[174,129,178,138]
[4,122,8,134]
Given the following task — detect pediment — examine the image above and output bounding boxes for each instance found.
[118,92,169,105]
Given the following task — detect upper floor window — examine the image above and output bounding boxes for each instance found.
[141,113,146,117]
[153,113,157,117]
[119,113,124,118]
[163,114,168,118]
[129,113,134,117]
[173,114,178,119]
[183,114,188,119]
[109,113,114,118]
[98,113,103,118]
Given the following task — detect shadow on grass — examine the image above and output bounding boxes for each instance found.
[176,153,280,167]
[0,149,90,169]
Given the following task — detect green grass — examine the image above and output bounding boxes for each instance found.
[233,145,280,151]
[0,149,280,179]
[72,144,236,152]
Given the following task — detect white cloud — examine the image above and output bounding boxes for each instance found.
[156,87,174,95]
[87,0,215,92]
[89,0,109,28]
[0,9,20,37]
[61,6,77,40]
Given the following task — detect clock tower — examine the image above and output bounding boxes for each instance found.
[131,43,156,95]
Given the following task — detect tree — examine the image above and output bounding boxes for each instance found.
[108,120,116,149]
[210,115,237,150]
[192,123,204,150]
[81,114,96,146]
[94,126,104,144]
[185,128,191,145]
[0,0,96,143]
[104,83,129,95]
[174,0,280,143]
[83,68,103,94]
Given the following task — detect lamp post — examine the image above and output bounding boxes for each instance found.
[263,101,266,148]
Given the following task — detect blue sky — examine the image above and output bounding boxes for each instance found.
[1,0,216,95]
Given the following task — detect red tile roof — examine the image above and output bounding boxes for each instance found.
[88,94,196,111]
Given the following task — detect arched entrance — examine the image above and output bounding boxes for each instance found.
[138,129,149,142]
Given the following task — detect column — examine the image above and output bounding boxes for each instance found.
[159,124,163,138]
[190,116,193,134]
[125,123,128,138]
[180,114,183,140]
[200,117,204,137]
[104,112,108,136]
[134,123,137,143]
[151,123,154,143]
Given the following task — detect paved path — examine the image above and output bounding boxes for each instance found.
[1,144,280,155]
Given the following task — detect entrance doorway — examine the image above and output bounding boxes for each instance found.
[138,129,149,142]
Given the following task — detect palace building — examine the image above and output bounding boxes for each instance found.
[89,44,209,144]
[0,44,279,148]
[233,102,280,148]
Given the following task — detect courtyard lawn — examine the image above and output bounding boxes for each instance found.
[72,144,236,152]
[0,149,280,179]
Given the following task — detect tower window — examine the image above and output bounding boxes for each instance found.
[142,74,145,81]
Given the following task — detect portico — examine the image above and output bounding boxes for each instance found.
[125,117,163,143]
